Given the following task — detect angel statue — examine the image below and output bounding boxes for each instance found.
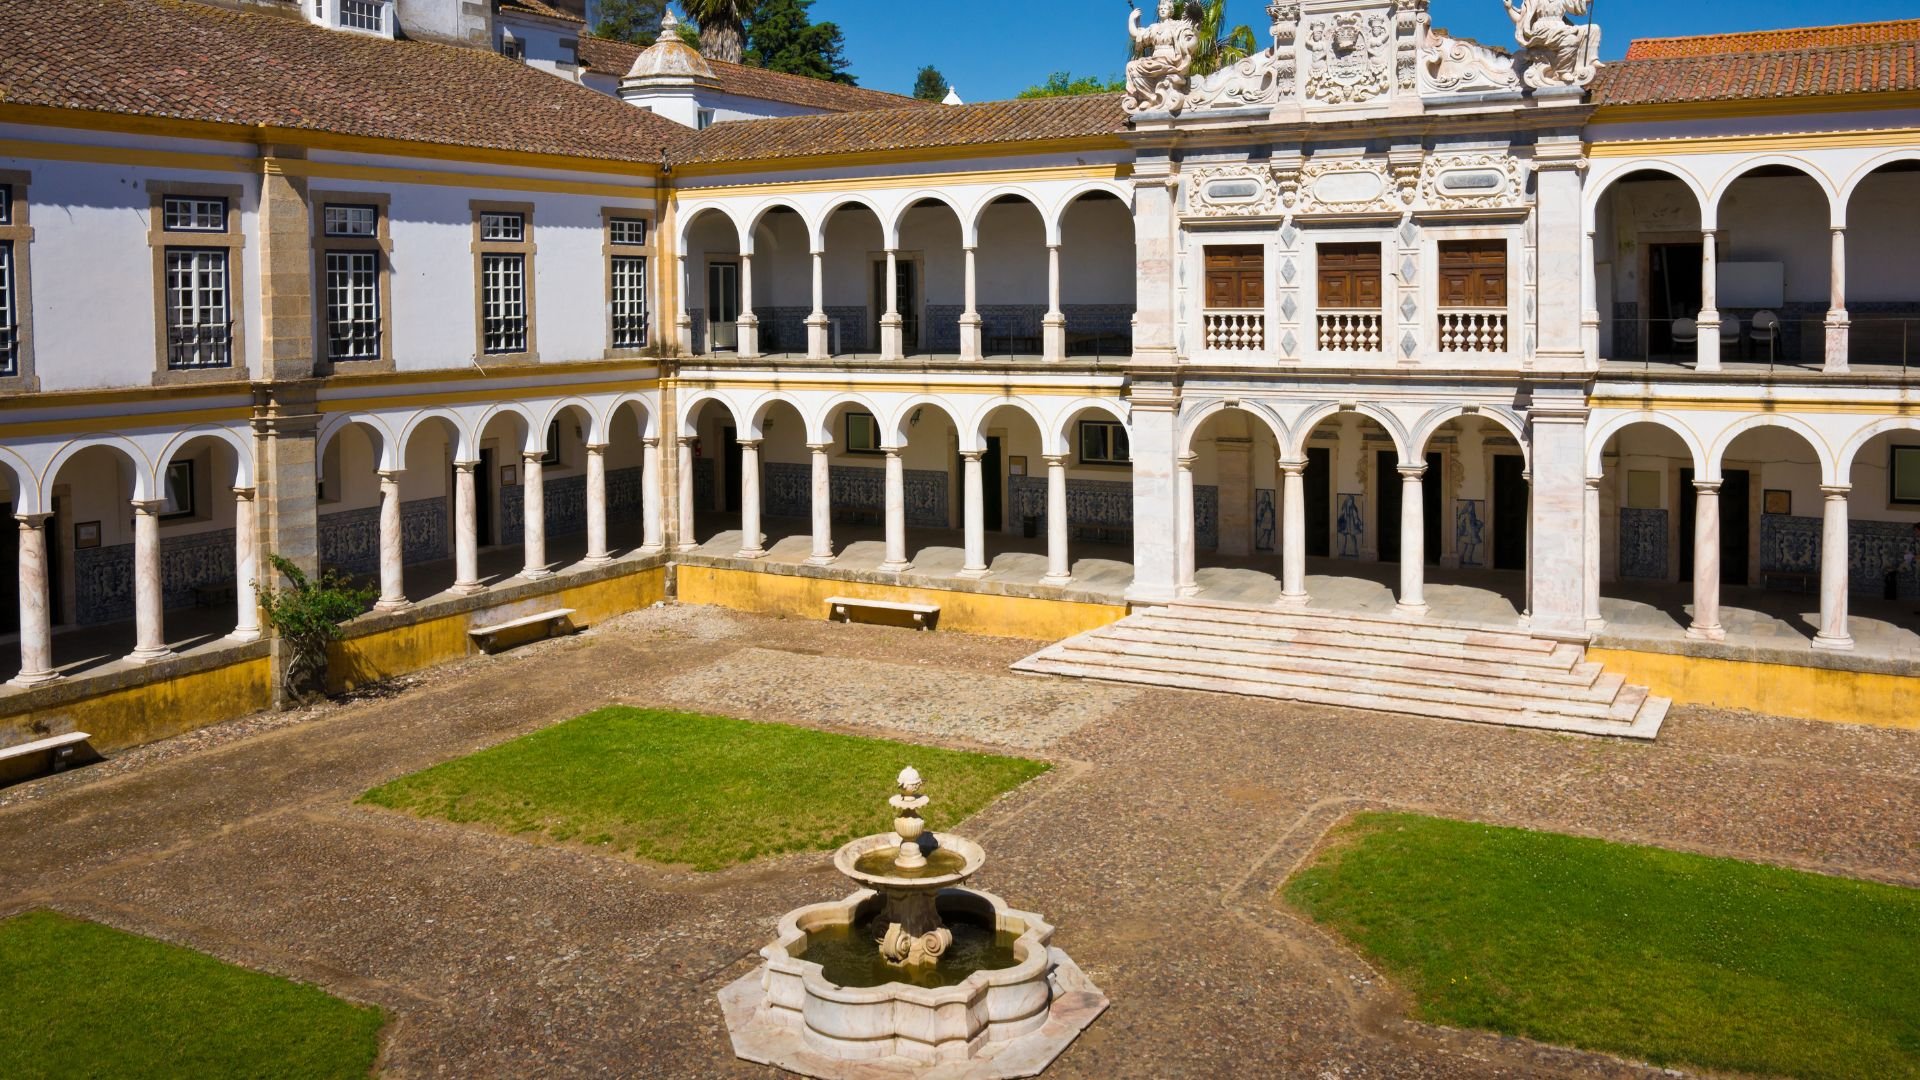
[1123,0,1202,115]
[1508,0,1601,89]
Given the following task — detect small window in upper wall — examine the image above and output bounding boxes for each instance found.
[163,196,227,233]
[1079,419,1130,465]
[845,412,881,453]
[161,459,196,518]
[480,211,525,242]
[1891,446,1920,506]
[609,217,648,246]
[696,109,716,130]
[324,204,378,237]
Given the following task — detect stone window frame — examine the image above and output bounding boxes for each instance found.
[1076,418,1132,468]
[148,181,247,387]
[602,207,654,358]
[310,190,395,375]
[470,200,538,366]
[0,170,38,392]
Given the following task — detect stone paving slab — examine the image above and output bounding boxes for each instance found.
[1,603,1917,1078]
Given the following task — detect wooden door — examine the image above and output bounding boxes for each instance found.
[1438,241,1507,307]
[1204,246,1264,308]
[1317,244,1381,309]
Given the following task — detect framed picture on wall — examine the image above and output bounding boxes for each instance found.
[1892,446,1920,506]
[500,463,518,488]
[74,520,100,549]
[1009,456,1027,478]
[1764,489,1792,516]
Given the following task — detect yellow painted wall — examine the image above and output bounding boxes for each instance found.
[1590,647,1920,730]
[675,565,1127,640]
[326,566,669,692]
[4,655,272,756]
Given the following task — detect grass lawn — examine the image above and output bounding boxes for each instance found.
[359,707,1049,871]
[0,910,383,1080]
[1283,813,1920,1080]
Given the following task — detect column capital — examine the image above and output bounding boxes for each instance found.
[585,442,608,454]
[1830,224,1847,235]
[232,486,258,500]
[1820,484,1852,498]
[131,499,168,515]
[377,468,404,483]
[736,438,762,451]
[1277,459,1307,476]
[882,446,902,459]
[1043,454,1067,468]
[1693,479,1722,494]
[454,459,478,472]
[960,449,984,462]
[521,450,544,464]
[14,512,53,527]
[1585,475,1602,490]
[641,436,660,448]
[678,435,697,446]
[1178,453,1197,470]
[806,442,830,454]
[1396,463,1426,480]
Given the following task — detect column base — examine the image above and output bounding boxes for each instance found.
[1278,591,1310,607]
[8,670,63,690]
[958,314,982,362]
[956,566,991,579]
[1040,572,1073,587]
[877,560,913,574]
[227,629,263,644]
[580,555,614,568]
[1811,631,1856,651]
[1683,623,1726,642]
[451,581,488,596]
[1041,315,1066,362]
[374,598,413,613]
[806,314,830,360]
[1584,615,1607,633]
[1395,601,1430,617]
[806,553,837,567]
[519,568,555,581]
[734,547,768,560]
[676,542,701,554]
[638,543,666,556]
[1823,315,1850,373]
[127,646,175,665]
[1176,583,1201,597]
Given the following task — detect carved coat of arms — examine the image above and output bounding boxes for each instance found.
[1304,12,1393,104]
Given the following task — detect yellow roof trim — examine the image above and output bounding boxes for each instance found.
[669,135,1131,180]
[1589,90,1920,125]
[671,162,1133,200]
[1588,126,1920,157]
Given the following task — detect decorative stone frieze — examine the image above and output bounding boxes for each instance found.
[1418,153,1526,211]
[1184,163,1283,217]
[1303,11,1394,103]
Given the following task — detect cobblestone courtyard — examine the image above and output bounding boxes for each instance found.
[4,604,1918,1078]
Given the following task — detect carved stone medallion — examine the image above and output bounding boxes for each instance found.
[1303,11,1393,104]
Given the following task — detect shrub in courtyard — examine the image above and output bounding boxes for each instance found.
[256,553,376,704]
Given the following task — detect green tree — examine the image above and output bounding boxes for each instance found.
[913,65,947,102]
[682,0,748,63]
[1017,71,1125,99]
[590,0,669,45]
[255,554,376,703]
[1189,0,1257,77]
[743,0,853,84]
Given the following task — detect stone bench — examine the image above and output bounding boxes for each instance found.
[0,731,94,783]
[826,596,939,631]
[469,608,577,654]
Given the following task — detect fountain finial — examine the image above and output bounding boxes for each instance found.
[889,765,931,871]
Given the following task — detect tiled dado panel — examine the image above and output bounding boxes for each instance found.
[1763,513,1920,598]
[1002,477,1216,549]
[1618,507,1668,580]
[498,467,643,547]
[750,306,811,354]
[921,304,1135,352]
[761,461,949,528]
[74,528,238,625]
[320,498,449,577]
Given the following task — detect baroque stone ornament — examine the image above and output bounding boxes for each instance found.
[1508,0,1602,89]
[1124,0,1202,115]
[1418,152,1527,210]
[1184,163,1283,217]
[1304,11,1393,104]
[1421,28,1520,93]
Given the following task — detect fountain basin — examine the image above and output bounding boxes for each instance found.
[721,885,1108,1077]
[834,831,984,888]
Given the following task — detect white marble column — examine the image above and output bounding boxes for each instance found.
[806,443,834,565]
[736,438,765,558]
[639,437,664,553]
[11,514,59,687]
[1812,484,1854,650]
[879,249,904,361]
[1041,454,1071,585]
[675,253,693,354]
[676,436,697,552]
[1686,479,1724,640]
[1580,229,1600,363]
[129,500,172,663]
[805,250,830,359]
[1279,460,1308,605]
[373,470,409,611]
[959,449,988,577]
[1176,453,1197,596]
[584,443,611,565]
[1396,464,1428,615]
[452,461,483,593]
[520,452,550,579]
[1824,227,1850,373]
[736,251,760,358]
[1583,475,1604,631]
[1696,229,1721,372]
[1041,243,1066,362]
[879,447,912,572]
[231,488,262,642]
[958,246,982,361]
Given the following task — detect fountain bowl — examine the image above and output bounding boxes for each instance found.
[833,830,985,889]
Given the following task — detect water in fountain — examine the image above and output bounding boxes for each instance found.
[803,909,1021,989]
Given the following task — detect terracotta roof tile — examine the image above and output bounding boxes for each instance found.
[1592,40,1919,106]
[497,0,584,23]
[1623,19,1920,60]
[668,92,1128,166]
[2,0,679,162]
[577,34,928,113]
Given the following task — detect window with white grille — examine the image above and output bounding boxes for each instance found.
[339,0,382,30]
[609,217,647,246]
[326,251,381,360]
[0,184,11,226]
[324,204,377,237]
[163,196,227,233]
[611,255,648,349]
[481,253,527,354]
[480,212,524,242]
[165,248,232,368]
[0,241,16,377]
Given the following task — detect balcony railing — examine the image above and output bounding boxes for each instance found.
[1317,309,1381,353]
[1438,308,1507,353]
[1203,309,1265,352]
[1599,314,1920,372]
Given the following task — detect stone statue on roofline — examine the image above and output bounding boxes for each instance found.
[1123,0,1202,115]
[1508,0,1602,89]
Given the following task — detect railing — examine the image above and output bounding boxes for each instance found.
[1599,314,1920,373]
[1203,309,1265,352]
[1317,309,1381,353]
[1437,308,1507,353]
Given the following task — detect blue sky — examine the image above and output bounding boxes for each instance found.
[811,0,1916,101]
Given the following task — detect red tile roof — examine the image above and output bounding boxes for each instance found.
[1,0,681,163]
[576,34,928,114]
[1623,20,1920,60]
[497,0,584,24]
[668,92,1128,166]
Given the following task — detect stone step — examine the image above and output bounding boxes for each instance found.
[1157,600,1558,654]
[1073,629,1609,696]
[1014,653,1665,740]
[1123,613,1585,673]
[1027,643,1646,725]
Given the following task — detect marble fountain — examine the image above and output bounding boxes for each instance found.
[718,767,1108,1078]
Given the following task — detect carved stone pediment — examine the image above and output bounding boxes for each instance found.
[1420,29,1519,94]
[1418,153,1526,211]
[1303,11,1394,104]
[1183,164,1284,218]
[1185,50,1293,110]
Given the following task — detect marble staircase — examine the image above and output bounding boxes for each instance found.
[1012,599,1670,739]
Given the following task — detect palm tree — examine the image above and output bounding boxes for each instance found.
[681,0,747,64]
[1187,0,1258,77]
